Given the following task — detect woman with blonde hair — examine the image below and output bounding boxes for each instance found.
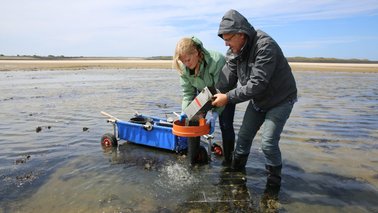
[173,36,235,166]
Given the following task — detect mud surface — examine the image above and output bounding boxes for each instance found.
[0,69,377,212]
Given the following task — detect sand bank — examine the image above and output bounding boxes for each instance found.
[1,59,377,72]
[0,59,173,71]
[289,62,378,72]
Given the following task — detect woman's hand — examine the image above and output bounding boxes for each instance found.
[212,93,228,107]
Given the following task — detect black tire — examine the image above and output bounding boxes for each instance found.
[196,146,209,164]
[188,136,208,165]
[101,133,118,147]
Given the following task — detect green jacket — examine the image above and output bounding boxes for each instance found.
[179,36,226,113]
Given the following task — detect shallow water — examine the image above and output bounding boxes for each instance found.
[0,69,377,213]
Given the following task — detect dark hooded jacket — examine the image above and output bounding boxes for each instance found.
[217,9,297,111]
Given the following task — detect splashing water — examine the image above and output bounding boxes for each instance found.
[157,162,200,191]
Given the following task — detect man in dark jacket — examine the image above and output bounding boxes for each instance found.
[212,9,297,197]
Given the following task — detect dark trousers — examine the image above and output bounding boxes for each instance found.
[219,103,236,161]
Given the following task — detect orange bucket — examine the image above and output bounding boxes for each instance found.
[172,118,210,137]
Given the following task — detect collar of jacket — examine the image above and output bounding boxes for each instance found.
[238,31,257,62]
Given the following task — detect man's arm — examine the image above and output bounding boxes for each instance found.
[216,57,238,93]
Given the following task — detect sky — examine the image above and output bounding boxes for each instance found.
[1,0,378,60]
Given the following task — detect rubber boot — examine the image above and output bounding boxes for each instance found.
[221,140,235,167]
[264,164,282,199]
[231,153,249,172]
[260,165,282,211]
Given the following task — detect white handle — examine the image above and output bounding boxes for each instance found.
[100,111,118,120]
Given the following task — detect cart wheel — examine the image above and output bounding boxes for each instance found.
[188,137,208,165]
[213,145,223,156]
[195,146,208,164]
[101,133,117,147]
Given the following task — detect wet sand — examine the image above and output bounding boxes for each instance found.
[1,59,378,72]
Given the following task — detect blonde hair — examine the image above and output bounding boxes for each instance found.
[173,37,203,76]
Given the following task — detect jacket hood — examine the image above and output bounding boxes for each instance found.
[191,36,210,56]
[218,9,256,39]
[191,36,203,49]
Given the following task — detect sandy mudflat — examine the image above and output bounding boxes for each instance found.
[0,59,173,71]
[0,59,378,72]
[1,69,377,212]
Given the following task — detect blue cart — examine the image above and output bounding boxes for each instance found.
[100,111,223,164]
[100,111,188,153]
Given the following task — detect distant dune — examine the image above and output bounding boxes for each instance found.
[0,59,377,72]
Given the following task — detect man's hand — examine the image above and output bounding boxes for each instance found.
[212,93,228,107]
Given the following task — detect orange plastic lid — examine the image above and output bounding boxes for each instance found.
[172,118,210,137]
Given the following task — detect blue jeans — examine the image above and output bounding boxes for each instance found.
[235,100,294,166]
